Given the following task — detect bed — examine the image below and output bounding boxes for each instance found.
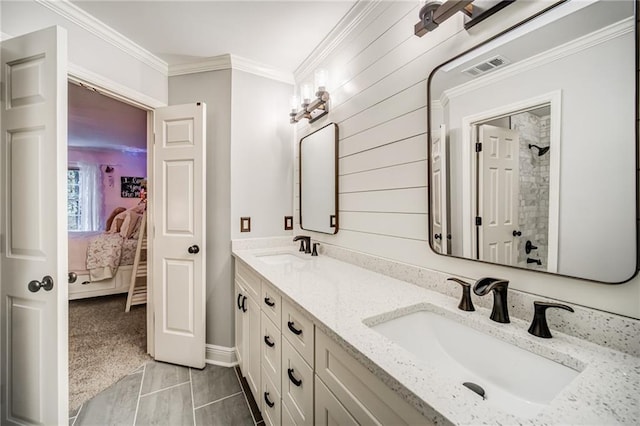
[68,205,145,300]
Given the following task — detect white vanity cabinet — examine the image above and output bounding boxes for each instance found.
[235,262,262,400]
[234,258,429,426]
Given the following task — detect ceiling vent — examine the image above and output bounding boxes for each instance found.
[462,55,511,77]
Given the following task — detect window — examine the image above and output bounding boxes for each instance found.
[67,168,81,230]
[67,163,100,231]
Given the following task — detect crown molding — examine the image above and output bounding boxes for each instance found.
[168,54,294,84]
[294,0,387,82]
[35,0,168,75]
[441,16,633,104]
[168,54,233,77]
[230,55,294,84]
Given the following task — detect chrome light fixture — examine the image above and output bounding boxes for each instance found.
[290,69,330,124]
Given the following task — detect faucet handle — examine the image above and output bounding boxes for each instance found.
[447,278,475,312]
[528,301,574,338]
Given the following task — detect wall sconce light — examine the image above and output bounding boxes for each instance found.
[290,69,330,124]
[414,0,474,37]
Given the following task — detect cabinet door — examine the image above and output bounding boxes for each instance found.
[246,294,262,400]
[261,370,281,426]
[315,377,358,426]
[234,280,246,371]
[282,299,314,365]
[262,312,281,395]
[282,338,313,425]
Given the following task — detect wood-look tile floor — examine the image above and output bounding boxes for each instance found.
[70,360,264,426]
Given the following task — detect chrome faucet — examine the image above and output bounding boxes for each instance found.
[473,277,510,323]
[293,235,311,254]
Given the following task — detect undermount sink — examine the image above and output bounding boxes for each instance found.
[369,310,581,418]
[255,253,309,266]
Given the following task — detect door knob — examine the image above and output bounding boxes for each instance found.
[434,233,442,240]
[68,272,77,284]
[28,276,54,293]
[512,230,522,237]
[188,245,200,254]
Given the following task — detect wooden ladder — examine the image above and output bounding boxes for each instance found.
[126,210,148,312]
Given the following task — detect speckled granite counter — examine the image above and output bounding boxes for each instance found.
[232,246,640,425]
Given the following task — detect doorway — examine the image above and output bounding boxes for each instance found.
[66,79,152,411]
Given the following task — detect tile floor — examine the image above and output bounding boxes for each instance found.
[69,360,263,426]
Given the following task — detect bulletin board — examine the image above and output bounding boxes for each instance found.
[121,176,144,198]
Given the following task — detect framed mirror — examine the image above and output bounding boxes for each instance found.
[428,0,637,283]
[299,123,338,234]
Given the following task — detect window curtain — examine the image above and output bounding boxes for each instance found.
[78,162,102,231]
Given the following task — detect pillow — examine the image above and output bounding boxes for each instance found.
[120,210,141,239]
[105,207,126,231]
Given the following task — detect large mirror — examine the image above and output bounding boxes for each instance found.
[428,0,636,283]
[300,123,338,234]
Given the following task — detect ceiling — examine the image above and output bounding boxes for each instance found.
[70,0,358,74]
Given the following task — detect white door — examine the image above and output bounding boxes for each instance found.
[478,125,520,265]
[0,26,68,425]
[431,124,448,254]
[153,103,206,368]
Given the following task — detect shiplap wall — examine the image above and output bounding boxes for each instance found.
[292,0,640,319]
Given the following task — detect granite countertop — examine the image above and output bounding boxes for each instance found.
[232,246,640,425]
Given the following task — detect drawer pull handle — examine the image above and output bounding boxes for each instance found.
[264,297,275,307]
[241,296,247,313]
[264,335,275,348]
[264,392,275,408]
[287,368,302,387]
[237,293,243,310]
[287,321,302,335]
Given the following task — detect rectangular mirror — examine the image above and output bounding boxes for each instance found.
[428,0,636,283]
[300,122,338,234]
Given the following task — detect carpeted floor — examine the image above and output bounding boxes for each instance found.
[69,294,150,412]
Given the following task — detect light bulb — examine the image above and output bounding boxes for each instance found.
[301,83,312,104]
[314,69,328,92]
[290,95,299,113]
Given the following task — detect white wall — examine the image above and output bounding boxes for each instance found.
[445,32,635,282]
[1,0,167,106]
[169,70,233,347]
[230,70,294,239]
[293,1,640,318]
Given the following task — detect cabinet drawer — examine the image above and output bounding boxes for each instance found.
[281,398,296,426]
[236,260,261,302]
[282,338,313,426]
[316,329,431,426]
[315,375,358,426]
[261,281,282,327]
[261,370,281,426]
[261,312,281,395]
[281,299,314,366]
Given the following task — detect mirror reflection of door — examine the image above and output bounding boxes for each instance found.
[474,105,552,270]
[477,124,520,265]
[431,124,448,254]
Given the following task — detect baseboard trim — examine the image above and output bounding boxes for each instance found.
[205,344,238,367]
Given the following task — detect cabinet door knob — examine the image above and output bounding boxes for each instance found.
[264,335,275,348]
[237,294,243,310]
[188,245,200,254]
[241,296,247,313]
[264,392,275,408]
[287,368,302,387]
[287,321,302,335]
[264,297,275,307]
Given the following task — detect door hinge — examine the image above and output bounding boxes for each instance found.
[475,142,482,152]
[475,216,482,226]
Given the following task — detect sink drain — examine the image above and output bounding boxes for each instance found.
[463,382,486,400]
